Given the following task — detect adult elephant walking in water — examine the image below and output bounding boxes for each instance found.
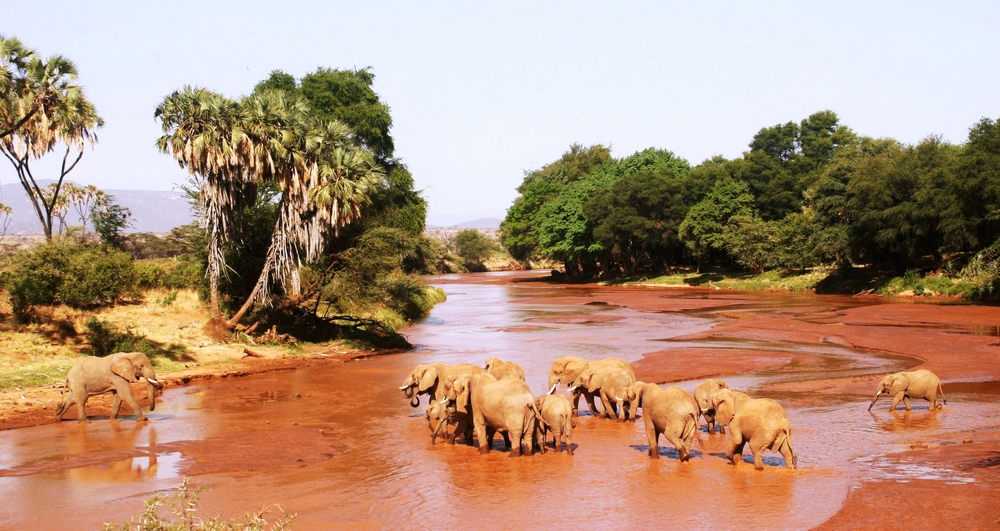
[55,352,161,422]
[447,373,540,457]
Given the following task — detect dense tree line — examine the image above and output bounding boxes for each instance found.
[501,111,1000,277]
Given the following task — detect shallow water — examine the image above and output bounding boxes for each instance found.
[0,272,996,529]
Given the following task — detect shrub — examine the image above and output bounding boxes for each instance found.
[104,478,295,531]
[3,239,139,316]
[134,262,166,289]
[85,317,155,356]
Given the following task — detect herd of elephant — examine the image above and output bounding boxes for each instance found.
[399,356,949,470]
[49,350,947,471]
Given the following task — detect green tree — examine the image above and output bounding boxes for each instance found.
[500,144,611,262]
[958,116,1000,249]
[534,148,689,274]
[584,168,689,274]
[679,177,756,270]
[454,229,498,271]
[723,215,780,274]
[92,199,132,249]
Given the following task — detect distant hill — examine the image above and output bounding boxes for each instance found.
[0,181,196,235]
[427,217,502,230]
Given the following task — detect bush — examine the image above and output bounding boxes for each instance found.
[85,317,155,356]
[134,262,166,289]
[105,478,295,531]
[3,239,139,316]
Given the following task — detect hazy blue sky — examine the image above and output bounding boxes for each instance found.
[4,2,999,226]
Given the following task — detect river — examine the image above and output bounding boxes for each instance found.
[1,272,998,529]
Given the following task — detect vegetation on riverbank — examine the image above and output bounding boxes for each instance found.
[0,37,447,393]
[501,112,1000,300]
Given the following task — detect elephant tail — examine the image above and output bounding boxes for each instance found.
[528,399,548,430]
[683,412,703,451]
[938,381,947,406]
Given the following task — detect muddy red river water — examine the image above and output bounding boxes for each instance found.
[2,272,999,529]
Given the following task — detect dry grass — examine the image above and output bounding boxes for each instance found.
[0,289,245,390]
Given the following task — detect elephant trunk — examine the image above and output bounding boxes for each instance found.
[867,392,881,411]
[401,385,415,399]
[147,381,156,411]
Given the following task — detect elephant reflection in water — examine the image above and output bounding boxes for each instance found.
[870,410,941,432]
[66,424,160,483]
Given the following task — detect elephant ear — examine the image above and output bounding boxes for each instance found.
[110,357,137,381]
[889,374,907,394]
[456,379,470,412]
[586,371,604,393]
[417,366,438,393]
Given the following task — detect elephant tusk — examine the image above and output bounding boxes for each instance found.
[615,396,623,402]
[568,385,578,392]
[700,408,709,413]
[440,396,448,404]
[146,378,159,385]
[399,385,411,390]
[548,384,558,395]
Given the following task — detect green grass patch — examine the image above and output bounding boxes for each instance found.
[0,352,77,389]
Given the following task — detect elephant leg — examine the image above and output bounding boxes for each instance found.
[903,396,912,411]
[110,392,122,420]
[727,425,746,466]
[508,428,523,457]
[598,393,614,419]
[890,391,905,411]
[646,421,660,459]
[585,392,599,416]
[666,433,688,462]
[501,431,512,451]
[475,418,490,455]
[565,429,574,455]
[75,394,89,422]
[486,427,497,450]
[706,416,716,435]
[116,384,146,421]
[779,438,796,469]
[750,440,766,471]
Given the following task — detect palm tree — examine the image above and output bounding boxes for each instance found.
[155,87,249,321]
[0,48,102,240]
[224,91,383,327]
[1,35,82,140]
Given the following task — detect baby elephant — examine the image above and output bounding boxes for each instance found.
[725,398,797,470]
[535,389,575,454]
[868,368,946,411]
[55,352,161,422]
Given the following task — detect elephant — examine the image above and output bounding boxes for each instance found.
[724,397,797,470]
[447,373,540,457]
[711,388,754,433]
[547,356,635,417]
[535,387,575,454]
[399,363,484,407]
[484,356,526,381]
[868,369,946,411]
[425,398,453,445]
[55,352,161,422]
[568,366,635,421]
[625,381,700,461]
[693,378,728,434]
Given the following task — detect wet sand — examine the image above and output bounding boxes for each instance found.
[1,272,998,529]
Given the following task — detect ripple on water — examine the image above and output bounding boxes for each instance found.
[855,455,977,484]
